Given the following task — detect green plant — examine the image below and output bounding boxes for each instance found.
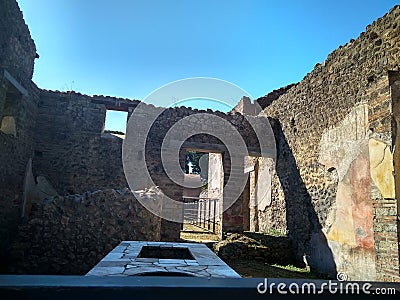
[201,183,208,191]
[272,264,310,273]
[265,228,286,237]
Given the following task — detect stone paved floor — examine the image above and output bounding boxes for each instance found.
[86,241,241,278]
[180,222,220,242]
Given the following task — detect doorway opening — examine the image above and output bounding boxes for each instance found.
[180,151,223,242]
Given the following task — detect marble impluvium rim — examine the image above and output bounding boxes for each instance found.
[86,241,241,278]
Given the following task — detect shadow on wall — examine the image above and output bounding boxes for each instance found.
[272,119,337,278]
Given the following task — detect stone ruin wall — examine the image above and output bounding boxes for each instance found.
[261,6,400,281]
[9,189,161,275]
[0,0,36,87]
[230,98,288,237]
[33,90,139,195]
[245,154,286,235]
[0,0,162,274]
[0,0,39,271]
[4,91,165,274]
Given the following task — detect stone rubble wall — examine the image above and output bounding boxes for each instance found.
[0,0,39,271]
[214,233,298,267]
[249,155,287,235]
[261,6,400,281]
[256,84,296,110]
[230,96,261,116]
[33,90,139,195]
[9,188,161,274]
[0,0,36,87]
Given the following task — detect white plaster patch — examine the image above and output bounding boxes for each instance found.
[257,157,273,211]
[318,103,369,181]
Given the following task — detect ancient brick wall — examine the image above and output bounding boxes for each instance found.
[0,0,36,87]
[261,6,400,281]
[9,189,161,274]
[231,96,261,115]
[33,90,139,195]
[256,84,296,110]
[248,153,287,236]
[0,0,39,271]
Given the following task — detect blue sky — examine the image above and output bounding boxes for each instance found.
[17,0,399,132]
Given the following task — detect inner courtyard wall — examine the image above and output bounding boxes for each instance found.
[261,6,400,281]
